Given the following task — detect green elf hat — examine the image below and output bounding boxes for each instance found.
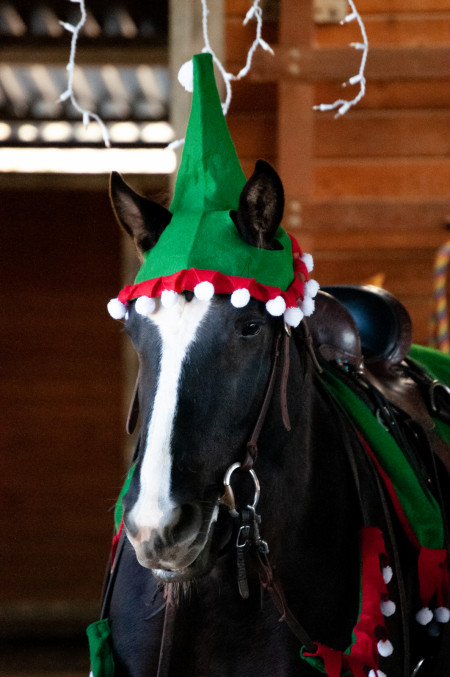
[108,53,318,327]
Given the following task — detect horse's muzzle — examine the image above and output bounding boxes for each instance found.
[124,502,219,577]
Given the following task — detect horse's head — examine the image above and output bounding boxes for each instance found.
[110,162,300,582]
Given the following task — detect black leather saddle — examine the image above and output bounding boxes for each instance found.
[321,284,412,369]
[308,284,450,474]
[307,284,413,373]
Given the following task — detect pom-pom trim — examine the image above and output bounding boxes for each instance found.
[416,607,433,626]
[161,290,179,308]
[230,288,250,308]
[377,638,394,657]
[135,296,156,316]
[107,298,127,320]
[194,281,215,301]
[380,599,396,617]
[434,606,450,624]
[266,296,286,317]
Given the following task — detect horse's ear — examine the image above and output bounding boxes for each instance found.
[230,160,284,250]
[109,171,172,254]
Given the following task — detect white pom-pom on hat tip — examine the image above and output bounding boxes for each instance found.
[377,639,394,657]
[301,252,314,273]
[135,296,156,316]
[194,281,215,301]
[178,60,194,92]
[266,296,286,317]
[368,670,387,677]
[416,607,433,626]
[161,290,179,308]
[381,600,396,617]
[304,279,320,299]
[434,606,450,623]
[284,306,304,328]
[231,288,251,308]
[107,297,127,320]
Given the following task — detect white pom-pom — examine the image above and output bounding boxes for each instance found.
[368,670,387,677]
[178,60,194,92]
[434,606,450,623]
[382,566,393,584]
[381,600,396,617]
[231,288,251,308]
[161,290,179,308]
[135,296,156,316]
[107,298,127,320]
[301,253,314,273]
[300,296,315,317]
[266,296,286,317]
[194,281,215,301]
[416,607,433,626]
[377,639,394,657]
[304,279,320,299]
[284,306,304,328]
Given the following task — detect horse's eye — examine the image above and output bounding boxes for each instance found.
[241,321,261,337]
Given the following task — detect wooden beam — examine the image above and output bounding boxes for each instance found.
[0,43,168,66]
[277,0,315,224]
[240,45,450,82]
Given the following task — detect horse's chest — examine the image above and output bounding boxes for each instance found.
[110,548,303,677]
[168,595,302,677]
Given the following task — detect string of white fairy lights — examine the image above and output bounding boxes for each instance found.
[59,0,369,150]
[314,0,369,117]
[169,0,273,150]
[59,0,111,146]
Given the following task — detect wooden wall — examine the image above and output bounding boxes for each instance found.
[225,0,450,345]
[1,185,125,630]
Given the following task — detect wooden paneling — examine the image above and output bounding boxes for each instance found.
[227,113,276,159]
[316,110,450,157]
[314,158,450,197]
[1,189,125,605]
[225,0,449,346]
[246,45,450,82]
[350,0,449,12]
[315,14,450,48]
[315,81,450,110]
[228,109,450,158]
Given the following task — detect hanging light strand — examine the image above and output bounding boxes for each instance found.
[314,0,369,117]
[59,0,111,147]
[169,0,273,150]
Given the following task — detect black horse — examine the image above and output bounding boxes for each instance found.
[98,162,449,677]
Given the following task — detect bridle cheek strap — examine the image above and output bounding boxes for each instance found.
[242,328,291,471]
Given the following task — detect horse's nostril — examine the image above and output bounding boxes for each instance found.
[163,503,202,546]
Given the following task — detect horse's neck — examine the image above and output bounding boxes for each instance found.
[255,350,363,650]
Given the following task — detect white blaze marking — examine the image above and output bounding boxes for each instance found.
[129,295,211,532]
